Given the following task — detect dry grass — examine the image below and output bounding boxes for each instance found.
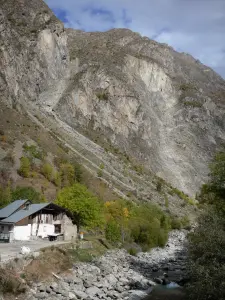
[23,247,72,283]
[0,268,26,295]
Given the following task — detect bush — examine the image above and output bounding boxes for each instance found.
[128,248,138,256]
[183,100,202,108]
[54,171,61,187]
[74,163,83,183]
[105,221,121,243]
[18,157,31,177]
[96,92,109,101]
[41,163,53,181]
[171,218,182,230]
[60,163,75,187]
[23,144,43,160]
[156,181,162,192]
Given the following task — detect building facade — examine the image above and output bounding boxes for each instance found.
[0,200,77,242]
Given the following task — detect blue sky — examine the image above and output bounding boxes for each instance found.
[45,0,225,78]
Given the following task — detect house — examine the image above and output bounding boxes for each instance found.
[0,200,77,242]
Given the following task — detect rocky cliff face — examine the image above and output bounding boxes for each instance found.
[1,0,225,196]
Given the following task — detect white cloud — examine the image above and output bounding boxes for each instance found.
[45,0,225,78]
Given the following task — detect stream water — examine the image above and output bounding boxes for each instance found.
[144,283,186,300]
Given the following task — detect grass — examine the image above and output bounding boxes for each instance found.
[0,268,26,294]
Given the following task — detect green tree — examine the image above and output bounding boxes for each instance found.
[11,186,42,203]
[60,163,75,187]
[74,163,83,183]
[56,183,104,232]
[54,171,61,188]
[41,163,53,181]
[187,211,225,300]
[0,182,12,208]
[200,150,225,211]
[187,150,225,300]
[18,157,30,177]
[105,220,121,243]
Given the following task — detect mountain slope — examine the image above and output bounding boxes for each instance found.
[0,0,225,199]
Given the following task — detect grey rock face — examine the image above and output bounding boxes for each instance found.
[1,0,225,196]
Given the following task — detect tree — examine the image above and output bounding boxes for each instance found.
[187,211,225,300]
[41,163,53,181]
[74,163,82,183]
[11,186,42,203]
[54,171,61,188]
[18,157,30,177]
[0,182,12,208]
[200,150,225,211]
[105,220,121,243]
[60,163,75,187]
[56,183,104,232]
[104,199,131,242]
[187,150,225,300]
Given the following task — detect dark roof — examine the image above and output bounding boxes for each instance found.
[0,200,28,219]
[0,203,49,224]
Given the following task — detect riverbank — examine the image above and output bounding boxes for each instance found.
[20,230,187,300]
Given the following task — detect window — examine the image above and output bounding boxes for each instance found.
[1,226,4,232]
[54,224,61,234]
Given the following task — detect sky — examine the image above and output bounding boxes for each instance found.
[45,0,225,78]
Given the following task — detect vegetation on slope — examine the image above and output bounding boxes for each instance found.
[187,150,225,300]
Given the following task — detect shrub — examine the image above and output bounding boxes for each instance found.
[41,163,53,181]
[54,171,61,187]
[128,248,138,256]
[105,221,121,243]
[96,92,109,101]
[164,195,169,207]
[133,164,144,175]
[60,163,75,187]
[74,163,83,183]
[183,100,202,108]
[23,144,43,160]
[18,157,30,177]
[179,83,196,91]
[171,218,182,230]
[156,181,162,192]
[97,163,104,177]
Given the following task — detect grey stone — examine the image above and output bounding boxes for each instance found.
[68,292,77,299]
[86,286,101,297]
[105,274,117,286]
[50,282,58,290]
[35,292,47,299]
[128,290,149,300]
[39,286,46,293]
[74,290,88,299]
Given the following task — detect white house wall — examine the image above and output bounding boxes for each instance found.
[14,224,31,241]
[31,223,55,238]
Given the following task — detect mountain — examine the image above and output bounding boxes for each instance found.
[0,0,225,207]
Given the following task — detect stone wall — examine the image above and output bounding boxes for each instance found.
[62,214,77,241]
